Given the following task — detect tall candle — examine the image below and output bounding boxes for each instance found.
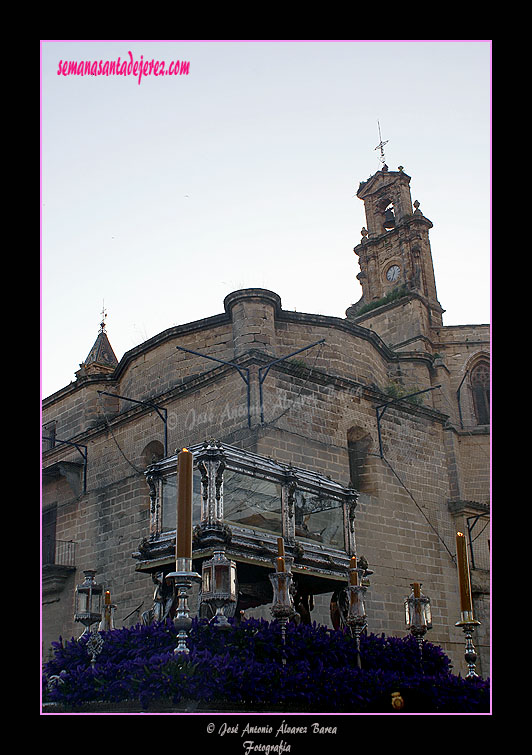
[276,537,285,572]
[349,556,358,585]
[105,590,111,605]
[176,448,193,560]
[411,582,422,625]
[456,532,473,615]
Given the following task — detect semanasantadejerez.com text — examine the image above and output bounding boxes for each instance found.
[57,51,190,85]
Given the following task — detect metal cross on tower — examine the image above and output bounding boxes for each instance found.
[375,120,389,166]
[100,300,107,332]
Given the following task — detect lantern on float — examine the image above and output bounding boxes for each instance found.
[404,582,432,655]
[74,570,103,637]
[200,548,237,627]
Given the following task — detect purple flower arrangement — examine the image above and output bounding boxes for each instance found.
[42,618,489,712]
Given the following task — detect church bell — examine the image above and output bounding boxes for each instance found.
[383,208,395,229]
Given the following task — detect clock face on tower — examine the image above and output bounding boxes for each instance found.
[386,264,401,282]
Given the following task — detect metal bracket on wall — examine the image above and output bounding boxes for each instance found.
[42,436,88,493]
[456,370,469,430]
[175,345,251,428]
[97,391,168,456]
[375,385,441,458]
[258,339,325,424]
[466,513,489,571]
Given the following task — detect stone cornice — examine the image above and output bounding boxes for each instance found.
[356,168,411,198]
[224,288,282,316]
[42,373,117,406]
[351,290,444,324]
[42,348,450,462]
[354,213,433,256]
[277,308,397,361]
[42,312,231,408]
[43,291,463,411]
[43,303,397,409]
[114,313,232,380]
[447,500,490,516]
[42,564,76,595]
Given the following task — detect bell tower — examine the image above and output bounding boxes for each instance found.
[346,164,444,343]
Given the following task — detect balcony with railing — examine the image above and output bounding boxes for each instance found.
[42,538,77,595]
[43,538,77,567]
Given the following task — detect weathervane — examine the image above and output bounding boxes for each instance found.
[100,300,107,333]
[375,120,389,166]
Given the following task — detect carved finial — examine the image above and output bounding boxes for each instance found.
[361,227,368,238]
[413,199,422,215]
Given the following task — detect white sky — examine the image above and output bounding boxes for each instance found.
[41,40,491,399]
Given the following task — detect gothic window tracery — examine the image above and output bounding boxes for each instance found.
[470,361,490,425]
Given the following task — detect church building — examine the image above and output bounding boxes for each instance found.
[42,164,490,676]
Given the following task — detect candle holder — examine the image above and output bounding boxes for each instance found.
[404,583,432,661]
[86,629,104,669]
[269,565,296,664]
[454,532,481,678]
[167,557,202,654]
[346,583,367,668]
[455,616,482,678]
[98,591,116,631]
[341,558,368,667]
[200,548,237,628]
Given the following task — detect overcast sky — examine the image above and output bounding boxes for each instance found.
[41,40,491,399]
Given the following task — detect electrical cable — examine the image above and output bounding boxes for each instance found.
[97,391,144,475]
[261,340,325,428]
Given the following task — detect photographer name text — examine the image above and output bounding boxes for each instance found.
[206,720,338,753]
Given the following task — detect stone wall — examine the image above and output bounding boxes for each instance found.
[42,290,489,676]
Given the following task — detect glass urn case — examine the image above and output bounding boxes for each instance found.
[134,440,359,618]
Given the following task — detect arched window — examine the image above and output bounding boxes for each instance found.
[142,440,165,468]
[470,361,490,425]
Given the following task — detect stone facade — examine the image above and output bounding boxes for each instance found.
[42,166,490,678]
